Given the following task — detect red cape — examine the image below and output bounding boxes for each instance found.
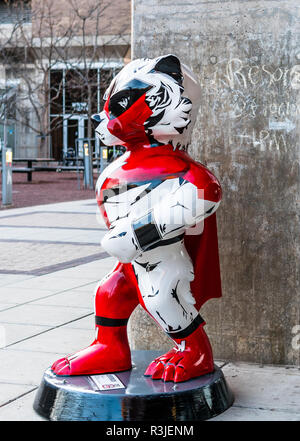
[184,213,222,310]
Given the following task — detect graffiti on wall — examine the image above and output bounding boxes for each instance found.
[195,57,299,155]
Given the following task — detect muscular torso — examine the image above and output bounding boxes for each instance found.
[96,145,221,229]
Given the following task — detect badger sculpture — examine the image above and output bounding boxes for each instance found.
[51,54,222,383]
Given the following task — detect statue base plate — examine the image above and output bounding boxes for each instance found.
[33,350,234,421]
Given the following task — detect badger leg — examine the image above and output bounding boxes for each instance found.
[51,262,139,376]
[133,249,214,383]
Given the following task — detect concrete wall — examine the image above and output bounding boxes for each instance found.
[130,0,300,365]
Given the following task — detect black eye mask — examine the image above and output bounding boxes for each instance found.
[108,79,152,119]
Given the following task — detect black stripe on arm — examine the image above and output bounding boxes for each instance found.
[132,211,162,251]
[146,233,184,251]
[95,316,129,327]
[206,204,215,214]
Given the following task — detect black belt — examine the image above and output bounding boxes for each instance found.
[166,314,205,339]
[95,316,129,327]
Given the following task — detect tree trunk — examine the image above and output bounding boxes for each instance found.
[39,135,48,158]
[87,84,94,189]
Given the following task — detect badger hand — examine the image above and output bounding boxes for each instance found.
[101,217,141,263]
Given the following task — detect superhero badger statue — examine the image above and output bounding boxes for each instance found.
[51,55,222,383]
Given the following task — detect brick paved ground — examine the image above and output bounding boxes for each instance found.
[0,169,96,210]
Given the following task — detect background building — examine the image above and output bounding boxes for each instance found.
[0,0,131,159]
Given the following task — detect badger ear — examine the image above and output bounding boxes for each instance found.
[152,54,183,85]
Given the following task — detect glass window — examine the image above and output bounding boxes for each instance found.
[65,69,98,115]
[50,70,63,115]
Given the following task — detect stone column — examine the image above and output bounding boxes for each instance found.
[129,0,300,365]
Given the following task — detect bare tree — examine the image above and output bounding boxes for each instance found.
[0,0,130,158]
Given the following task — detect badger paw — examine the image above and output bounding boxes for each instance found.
[144,347,214,383]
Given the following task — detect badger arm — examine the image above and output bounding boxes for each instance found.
[101,181,220,263]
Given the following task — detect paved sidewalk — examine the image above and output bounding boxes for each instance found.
[0,199,299,421]
[0,198,113,420]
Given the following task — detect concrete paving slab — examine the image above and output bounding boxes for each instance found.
[0,275,34,287]
[32,273,100,287]
[49,261,109,275]
[63,314,94,330]
[0,389,45,421]
[0,227,83,242]
[210,361,300,421]
[31,290,95,309]
[10,326,94,355]
[51,271,103,282]
[0,242,102,273]
[68,231,104,242]
[1,323,51,347]
[0,303,18,311]
[0,286,56,304]
[0,199,97,218]
[0,303,91,327]
[223,362,300,412]
[0,348,63,385]
[39,267,101,281]
[0,212,101,229]
[8,276,98,291]
[80,257,116,267]
[82,260,117,274]
[44,258,116,281]
[71,281,100,293]
[0,383,36,408]
[211,405,300,421]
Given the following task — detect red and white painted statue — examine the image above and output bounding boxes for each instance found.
[51,55,222,383]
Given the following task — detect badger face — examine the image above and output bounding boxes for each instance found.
[92,112,123,146]
[92,54,200,149]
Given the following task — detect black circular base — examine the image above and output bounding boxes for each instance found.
[33,350,234,421]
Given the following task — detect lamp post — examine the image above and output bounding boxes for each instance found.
[1,107,13,207]
[83,140,93,189]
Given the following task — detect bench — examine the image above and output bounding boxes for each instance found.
[12,167,35,182]
[12,158,56,182]
[11,157,98,182]
[34,166,84,172]
[12,162,85,182]
[56,166,84,172]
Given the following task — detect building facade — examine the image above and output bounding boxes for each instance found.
[0,0,131,159]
